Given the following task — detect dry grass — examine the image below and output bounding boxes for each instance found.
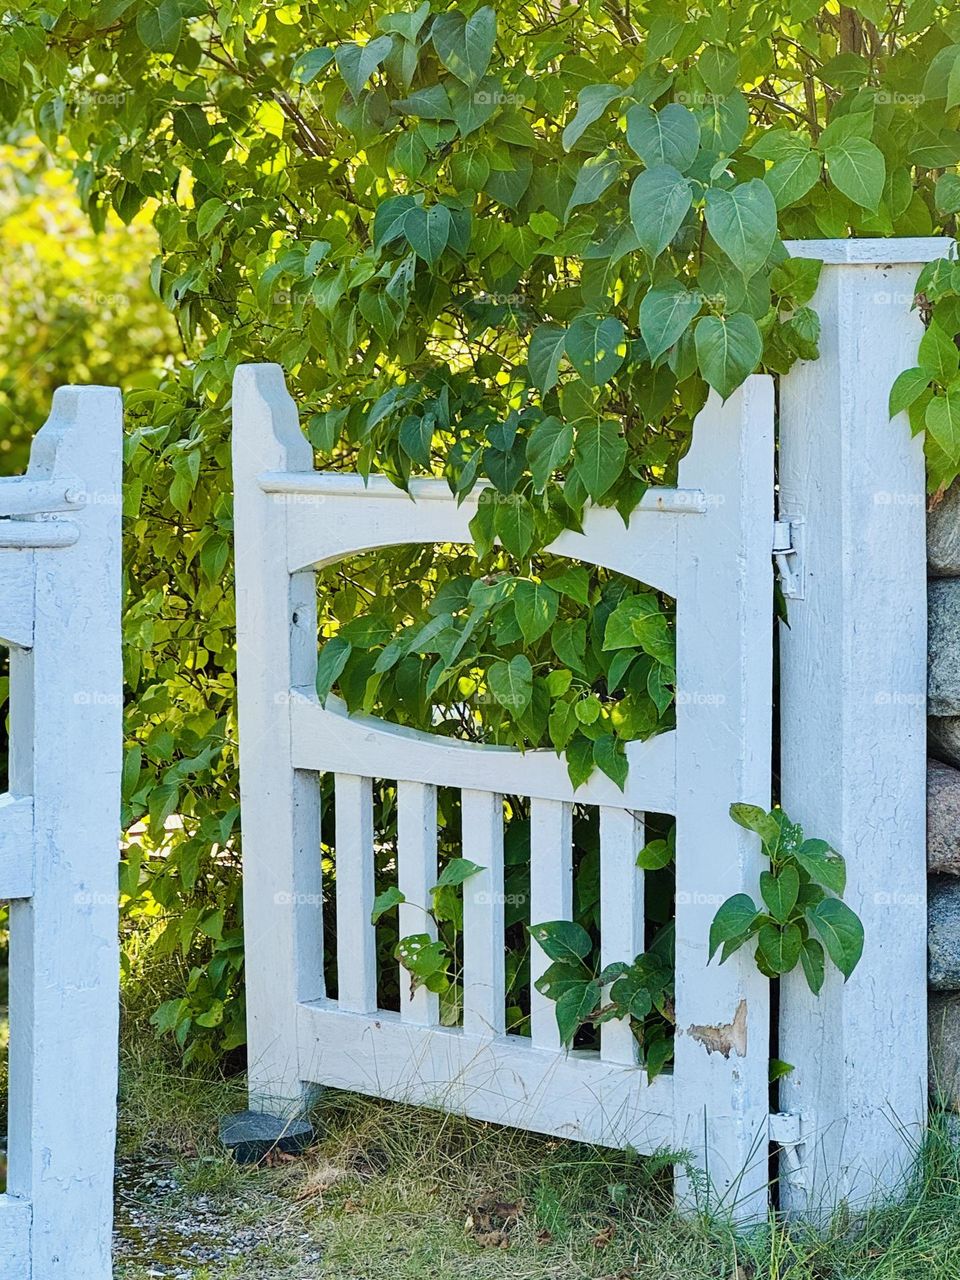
[114,1045,960,1280]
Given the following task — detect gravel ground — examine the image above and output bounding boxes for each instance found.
[113,1155,322,1279]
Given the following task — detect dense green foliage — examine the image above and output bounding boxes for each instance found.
[4,0,959,1059]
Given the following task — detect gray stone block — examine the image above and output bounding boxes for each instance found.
[929,759,960,875]
[930,717,960,771]
[929,482,960,578]
[930,993,960,1111]
[930,876,960,989]
[929,579,960,716]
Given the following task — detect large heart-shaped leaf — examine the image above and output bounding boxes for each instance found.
[573,419,627,499]
[807,898,864,979]
[694,313,762,400]
[704,180,778,278]
[926,386,960,459]
[639,286,701,361]
[563,83,622,152]
[565,151,620,221]
[527,415,574,489]
[565,314,626,386]
[487,653,532,714]
[404,204,452,265]
[334,35,393,99]
[825,135,885,210]
[431,6,496,87]
[513,579,559,645]
[629,165,692,260]
[527,324,568,395]
[626,102,700,172]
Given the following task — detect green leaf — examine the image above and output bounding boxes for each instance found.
[824,135,885,211]
[793,839,846,895]
[563,84,622,151]
[316,637,352,701]
[527,324,568,395]
[918,322,960,383]
[770,1057,795,1082]
[926,386,960,460]
[431,6,496,87]
[758,922,802,974]
[555,979,602,1046]
[494,494,535,558]
[173,105,211,151]
[694,313,762,400]
[136,0,183,53]
[487,654,532,714]
[373,194,417,248]
[935,173,960,215]
[527,415,573,489]
[434,857,484,889]
[708,893,760,961]
[529,919,593,962]
[513,580,559,645]
[760,864,800,923]
[729,802,781,847]
[371,885,406,923]
[626,102,700,172]
[564,314,626,386]
[703,180,778,279]
[572,420,627,500]
[807,898,864,979]
[889,367,931,418]
[799,936,825,994]
[765,150,821,210]
[639,286,701,362]
[637,837,673,871]
[404,204,452,265]
[629,165,692,260]
[593,733,628,789]
[565,151,620,222]
[335,36,393,99]
[603,596,660,653]
[196,198,229,238]
[292,47,334,84]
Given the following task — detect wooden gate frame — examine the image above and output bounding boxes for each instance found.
[0,387,122,1280]
[233,364,774,1218]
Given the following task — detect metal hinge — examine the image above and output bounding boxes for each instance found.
[769,1111,807,1190]
[773,519,804,600]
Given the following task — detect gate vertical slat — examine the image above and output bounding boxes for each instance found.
[334,773,377,1013]
[397,779,439,1025]
[599,807,644,1066]
[461,789,505,1037]
[672,380,775,1220]
[529,798,573,1051]
[777,238,949,1216]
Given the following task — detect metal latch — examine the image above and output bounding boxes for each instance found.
[773,519,804,600]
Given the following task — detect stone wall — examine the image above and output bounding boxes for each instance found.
[928,488,960,1110]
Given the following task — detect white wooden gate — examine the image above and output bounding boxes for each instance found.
[0,387,122,1279]
[233,364,775,1217]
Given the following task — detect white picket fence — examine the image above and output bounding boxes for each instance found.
[232,238,946,1220]
[0,388,122,1279]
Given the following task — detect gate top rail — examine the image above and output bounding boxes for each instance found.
[258,469,709,515]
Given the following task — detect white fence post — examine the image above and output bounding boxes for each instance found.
[778,238,952,1216]
[3,386,122,1278]
[232,364,325,1117]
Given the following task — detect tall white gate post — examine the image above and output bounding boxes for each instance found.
[4,386,122,1277]
[232,364,324,1117]
[778,238,952,1216]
